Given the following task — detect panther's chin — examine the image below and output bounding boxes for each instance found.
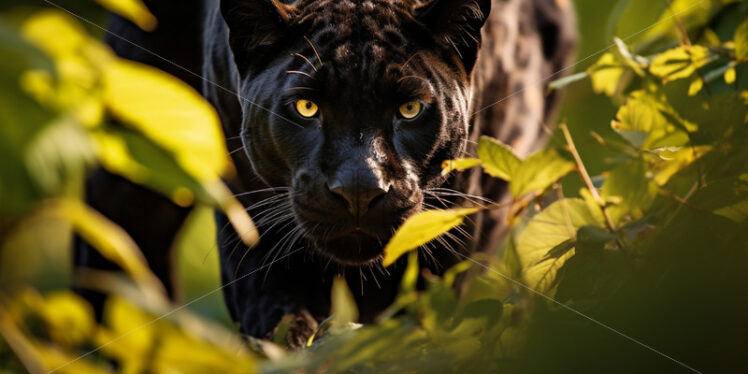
[313,231,386,266]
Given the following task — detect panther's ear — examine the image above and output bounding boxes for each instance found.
[414,0,491,73]
[220,0,295,72]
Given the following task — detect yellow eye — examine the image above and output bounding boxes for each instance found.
[295,99,319,118]
[399,101,422,119]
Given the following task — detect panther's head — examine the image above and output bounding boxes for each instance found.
[221,0,491,265]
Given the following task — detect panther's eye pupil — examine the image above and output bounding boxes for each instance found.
[398,101,422,119]
[295,99,319,118]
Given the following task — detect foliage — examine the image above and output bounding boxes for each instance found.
[0,2,257,373]
[2,0,748,373]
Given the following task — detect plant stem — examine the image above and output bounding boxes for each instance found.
[559,124,622,240]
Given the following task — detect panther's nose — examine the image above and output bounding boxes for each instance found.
[328,179,389,217]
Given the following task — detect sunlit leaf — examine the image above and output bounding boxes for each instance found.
[441,158,481,176]
[21,11,112,128]
[383,207,480,267]
[611,90,689,150]
[0,301,109,374]
[0,20,58,216]
[155,323,257,374]
[100,58,259,244]
[97,297,156,373]
[92,0,157,31]
[735,17,748,61]
[724,67,736,84]
[601,158,658,225]
[103,59,230,182]
[330,277,359,331]
[477,136,521,181]
[548,71,588,91]
[652,145,711,186]
[48,199,164,293]
[649,45,712,82]
[92,126,258,245]
[509,148,574,198]
[629,0,724,53]
[40,291,95,347]
[587,53,625,97]
[516,198,605,293]
[688,77,704,96]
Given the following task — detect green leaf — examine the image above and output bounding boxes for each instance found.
[649,45,712,82]
[92,126,259,245]
[516,198,605,293]
[330,277,359,331]
[652,145,711,186]
[724,67,736,84]
[689,176,748,223]
[441,158,481,176]
[49,199,164,293]
[735,17,748,61]
[629,0,725,53]
[0,20,60,216]
[587,53,626,97]
[554,247,628,304]
[93,127,212,205]
[688,77,704,96]
[383,207,480,267]
[548,71,589,91]
[103,59,231,183]
[611,90,689,150]
[91,0,157,31]
[601,158,658,225]
[477,136,521,181]
[509,148,575,198]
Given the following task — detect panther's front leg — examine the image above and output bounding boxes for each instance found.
[216,213,332,348]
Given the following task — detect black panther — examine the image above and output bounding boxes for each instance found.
[75,0,575,347]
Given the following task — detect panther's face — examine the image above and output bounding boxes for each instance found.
[221,0,490,265]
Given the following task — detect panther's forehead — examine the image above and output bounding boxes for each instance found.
[295,0,418,28]
[284,0,433,96]
[294,0,417,63]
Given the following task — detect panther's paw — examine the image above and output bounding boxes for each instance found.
[269,310,319,350]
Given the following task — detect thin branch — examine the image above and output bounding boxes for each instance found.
[560,124,624,249]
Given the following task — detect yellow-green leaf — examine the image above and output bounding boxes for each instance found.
[97,297,156,373]
[509,148,574,198]
[383,207,480,267]
[92,0,157,31]
[441,158,481,176]
[724,67,736,84]
[601,158,658,225]
[652,146,711,186]
[517,198,604,292]
[688,77,703,96]
[92,127,258,246]
[477,136,521,181]
[49,199,164,293]
[587,53,625,97]
[649,45,711,82]
[41,291,95,347]
[103,59,230,182]
[330,277,359,330]
[611,90,690,150]
[735,18,748,61]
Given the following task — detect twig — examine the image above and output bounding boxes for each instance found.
[663,0,693,48]
[559,124,627,251]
